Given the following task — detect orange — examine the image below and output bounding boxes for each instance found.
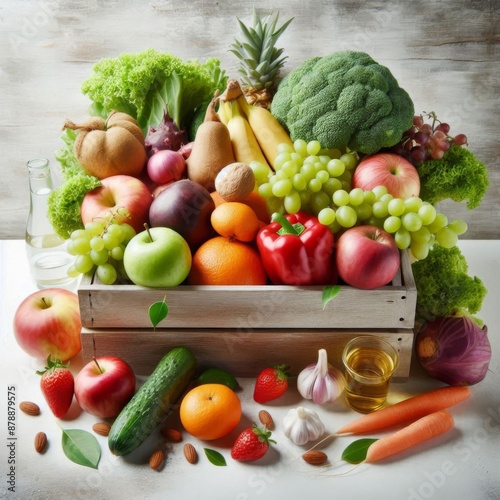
[242,191,271,223]
[210,190,270,224]
[188,236,268,285]
[179,383,242,440]
[211,202,260,242]
[210,190,226,208]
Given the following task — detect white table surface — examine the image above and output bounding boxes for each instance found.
[1,239,499,500]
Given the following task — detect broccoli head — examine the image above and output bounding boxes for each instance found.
[418,144,489,209]
[271,51,414,154]
[412,244,487,322]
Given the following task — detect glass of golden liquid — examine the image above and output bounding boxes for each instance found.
[342,336,399,413]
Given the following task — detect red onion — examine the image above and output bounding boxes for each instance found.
[416,315,491,386]
[147,150,186,185]
[144,113,188,157]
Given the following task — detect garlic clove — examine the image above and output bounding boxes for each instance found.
[297,363,318,400]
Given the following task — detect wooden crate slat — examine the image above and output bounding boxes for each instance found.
[81,327,414,382]
[78,284,416,329]
[77,251,416,329]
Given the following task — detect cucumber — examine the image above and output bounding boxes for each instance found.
[108,346,196,456]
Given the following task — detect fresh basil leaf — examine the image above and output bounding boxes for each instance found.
[322,285,341,310]
[149,296,169,329]
[341,438,378,464]
[62,428,101,469]
[204,448,227,466]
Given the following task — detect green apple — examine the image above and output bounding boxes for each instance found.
[123,226,192,287]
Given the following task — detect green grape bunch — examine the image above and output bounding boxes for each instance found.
[66,208,137,285]
[251,139,358,217]
[319,185,467,260]
[251,139,467,261]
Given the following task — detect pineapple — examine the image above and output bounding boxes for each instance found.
[229,9,294,109]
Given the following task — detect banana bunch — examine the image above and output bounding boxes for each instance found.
[218,80,293,171]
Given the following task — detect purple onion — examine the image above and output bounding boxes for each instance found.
[144,113,188,157]
[147,150,186,185]
[416,315,491,386]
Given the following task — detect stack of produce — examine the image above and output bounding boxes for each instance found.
[42,10,490,386]
[12,10,493,476]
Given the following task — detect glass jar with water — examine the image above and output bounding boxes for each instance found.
[25,158,76,289]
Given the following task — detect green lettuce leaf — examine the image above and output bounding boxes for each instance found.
[81,49,228,134]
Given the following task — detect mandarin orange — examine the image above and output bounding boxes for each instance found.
[179,383,242,440]
[210,190,270,224]
[211,202,260,242]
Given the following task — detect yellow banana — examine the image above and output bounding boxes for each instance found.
[217,98,229,125]
[225,100,271,169]
[237,95,294,168]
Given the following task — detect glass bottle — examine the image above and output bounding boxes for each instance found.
[25,158,76,289]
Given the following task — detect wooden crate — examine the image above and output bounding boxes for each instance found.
[78,251,417,380]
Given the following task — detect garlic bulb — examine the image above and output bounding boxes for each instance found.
[283,406,325,445]
[297,348,345,404]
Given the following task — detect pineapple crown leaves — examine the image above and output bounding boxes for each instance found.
[229,9,294,90]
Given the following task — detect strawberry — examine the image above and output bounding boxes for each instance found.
[253,364,289,403]
[230,425,276,462]
[37,356,74,418]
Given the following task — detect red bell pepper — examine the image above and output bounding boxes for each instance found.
[256,212,335,285]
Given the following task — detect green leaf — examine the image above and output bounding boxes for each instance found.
[149,296,169,329]
[61,429,101,469]
[341,438,378,464]
[204,448,227,466]
[322,285,342,310]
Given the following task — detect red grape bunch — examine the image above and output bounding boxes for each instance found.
[390,112,468,166]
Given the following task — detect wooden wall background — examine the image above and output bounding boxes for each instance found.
[1,0,499,239]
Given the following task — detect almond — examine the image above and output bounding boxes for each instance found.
[92,422,111,437]
[148,449,165,470]
[183,443,198,464]
[34,432,47,453]
[302,450,328,466]
[19,401,40,416]
[258,409,274,430]
[161,428,182,442]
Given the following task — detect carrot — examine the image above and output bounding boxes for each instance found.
[336,386,470,435]
[364,410,454,463]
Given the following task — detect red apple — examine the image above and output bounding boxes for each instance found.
[81,175,153,233]
[13,288,82,361]
[74,356,136,418]
[336,225,400,289]
[352,153,420,199]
